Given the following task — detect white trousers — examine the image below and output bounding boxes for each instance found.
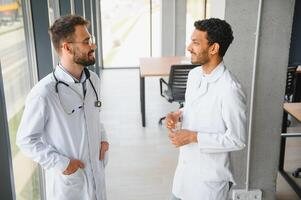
[172,181,230,200]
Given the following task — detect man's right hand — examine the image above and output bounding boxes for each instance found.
[63,159,85,175]
[166,111,181,129]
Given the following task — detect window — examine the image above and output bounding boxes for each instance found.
[100,0,161,68]
[185,0,206,56]
[0,1,42,199]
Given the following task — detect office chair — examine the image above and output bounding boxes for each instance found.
[159,64,199,124]
[284,66,297,102]
[283,66,297,128]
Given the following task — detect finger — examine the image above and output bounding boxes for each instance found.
[167,125,175,129]
[173,140,182,147]
[101,144,108,151]
[172,141,179,147]
[63,168,74,175]
[169,129,177,135]
[171,137,177,143]
[78,160,85,168]
[63,170,70,175]
[167,120,175,126]
[167,119,175,125]
[168,131,175,138]
[167,123,175,128]
[100,149,105,160]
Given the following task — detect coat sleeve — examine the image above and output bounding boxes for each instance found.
[197,82,247,153]
[100,122,108,142]
[16,93,70,172]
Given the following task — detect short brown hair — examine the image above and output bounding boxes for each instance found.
[48,15,90,53]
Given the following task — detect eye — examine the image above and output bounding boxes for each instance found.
[83,40,90,45]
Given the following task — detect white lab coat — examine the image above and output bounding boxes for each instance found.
[17,66,108,200]
[172,62,247,200]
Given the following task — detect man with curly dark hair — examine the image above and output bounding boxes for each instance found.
[166,18,247,200]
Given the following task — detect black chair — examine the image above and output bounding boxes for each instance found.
[284,66,297,102]
[283,66,297,128]
[158,64,199,124]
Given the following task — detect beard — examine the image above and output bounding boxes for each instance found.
[73,49,96,66]
[190,49,209,65]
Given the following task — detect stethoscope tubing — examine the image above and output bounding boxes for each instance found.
[52,66,101,114]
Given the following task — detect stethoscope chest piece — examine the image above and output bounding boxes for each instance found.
[95,100,102,108]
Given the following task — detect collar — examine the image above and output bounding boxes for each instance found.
[200,61,225,83]
[54,64,87,83]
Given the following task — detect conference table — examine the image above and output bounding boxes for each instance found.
[279,102,301,198]
[139,56,190,127]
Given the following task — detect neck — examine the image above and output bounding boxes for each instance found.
[202,57,223,74]
[60,60,84,80]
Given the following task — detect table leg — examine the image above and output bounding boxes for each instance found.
[279,110,301,198]
[140,76,145,127]
[279,111,288,171]
[293,73,301,102]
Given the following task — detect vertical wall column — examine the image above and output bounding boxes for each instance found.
[224,0,295,199]
[161,0,186,56]
[59,1,71,16]
[74,0,84,16]
[83,0,100,75]
[95,0,104,71]
[91,0,100,75]
[30,0,53,80]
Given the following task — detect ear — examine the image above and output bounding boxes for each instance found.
[61,42,73,55]
[209,43,220,56]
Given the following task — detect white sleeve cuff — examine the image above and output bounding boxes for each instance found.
[54,156,70,172]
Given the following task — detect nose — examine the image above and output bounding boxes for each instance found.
[91,43,97,50]
[187,42,192,52]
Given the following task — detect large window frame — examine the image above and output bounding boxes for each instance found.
[0,0,48,199]
[0,61,16,200]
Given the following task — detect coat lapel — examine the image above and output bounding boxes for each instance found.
[189,62,225,105]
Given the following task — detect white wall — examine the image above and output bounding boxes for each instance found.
[206,0,225,19]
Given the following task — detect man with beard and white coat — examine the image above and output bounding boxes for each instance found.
[166,18,247,200]
[17,15,109,200]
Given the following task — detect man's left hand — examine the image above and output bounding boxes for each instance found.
[99,141,109,160]
[168,129,197,147]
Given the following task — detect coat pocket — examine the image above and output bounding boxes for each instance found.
[57,169,85,199]
[100,151,109,168]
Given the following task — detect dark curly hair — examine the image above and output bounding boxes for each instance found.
[48,15,90,53]
[194,18,234,57]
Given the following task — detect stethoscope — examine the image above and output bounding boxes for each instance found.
[52,66,102,115]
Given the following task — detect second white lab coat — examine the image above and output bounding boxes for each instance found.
[172,62,247,200]
[17,66,108,200]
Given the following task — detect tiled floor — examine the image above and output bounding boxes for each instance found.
[100,69,179,200]
[100,69,301,200]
